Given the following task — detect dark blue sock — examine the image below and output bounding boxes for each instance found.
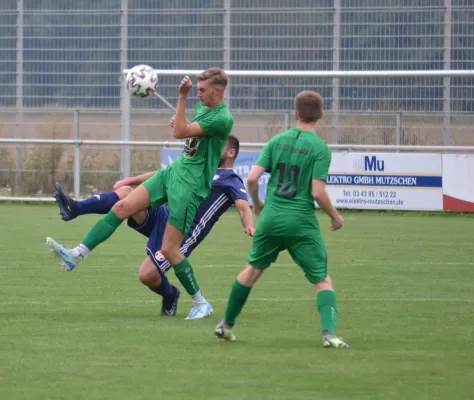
[150,273,176,298]
[75,192,120,216]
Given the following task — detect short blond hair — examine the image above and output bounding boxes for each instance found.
[197,67,228,88]
[294,91,324,123]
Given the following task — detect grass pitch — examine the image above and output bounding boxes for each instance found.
[0,204,473,400]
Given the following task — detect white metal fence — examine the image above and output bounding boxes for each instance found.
[119,68,474,177]
[1,1,473,110]
[1,1,474,201]
[1,137,474,203]
[1,68,474,201]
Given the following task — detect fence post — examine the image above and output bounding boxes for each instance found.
[223,0,231,106]
[331,0,341,144]
[120,0,131,179]
[284,112,290,130]
[396,112,402,151]
[121,91,132,179]
[443,0,452,145]
[15,0,24,189]
[73,110,81,200]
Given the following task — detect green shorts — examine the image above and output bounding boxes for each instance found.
[247,228,328,285]
[141,166,202,234]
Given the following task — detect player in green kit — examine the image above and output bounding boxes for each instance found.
[214,90,349,347]
[46,67,234,319]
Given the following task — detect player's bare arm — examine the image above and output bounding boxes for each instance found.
[234,199,255,236]
[113,171,157,190]
[247,165,266,216]
[312,179,344,231]
[172,76,206,139]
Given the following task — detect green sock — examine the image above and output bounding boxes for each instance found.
[173,257,200,296]
[317,290,338,335]
[224,280,252,326]
[82,211,123,251]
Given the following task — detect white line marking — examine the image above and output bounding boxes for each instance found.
[0,297,472,306]
[0,260,473,270]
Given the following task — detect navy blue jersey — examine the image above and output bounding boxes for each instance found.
[128,168,248,272]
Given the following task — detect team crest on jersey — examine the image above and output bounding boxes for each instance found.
[155,251,166,262]
[183,137,201,159]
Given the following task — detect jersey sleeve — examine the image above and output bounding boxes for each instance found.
[226,177,249,202]
[198,110,230,138]
[255,140,273,172]
[312,145,332,181]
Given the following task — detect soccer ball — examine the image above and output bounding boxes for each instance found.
[125,64,158,98]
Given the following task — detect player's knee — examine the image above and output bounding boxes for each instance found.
[111,199,131,219]
[138,263,161,287]
[115,185,133,200]
[237,264,263,287]
[161,245,181,265]
[315,275,333,292]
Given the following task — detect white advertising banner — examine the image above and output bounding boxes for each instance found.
[161,149,444,211]
[442,154,474,212]
[326,153,443,210]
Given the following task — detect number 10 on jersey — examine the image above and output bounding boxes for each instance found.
[274,163,300,199]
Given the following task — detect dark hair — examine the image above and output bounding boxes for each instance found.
[294,90,324,123]
[197,67,229,88]
[227,134,240,159]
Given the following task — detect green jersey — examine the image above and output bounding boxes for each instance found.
[256,128,331,214]
[172,102,234,198]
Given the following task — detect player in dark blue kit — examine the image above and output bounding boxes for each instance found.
[51,136,255,320]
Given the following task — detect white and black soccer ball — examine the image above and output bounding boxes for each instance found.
[126,64,158,98]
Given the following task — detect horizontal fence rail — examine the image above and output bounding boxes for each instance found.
[2,138,474,152]
[123,69,474,77]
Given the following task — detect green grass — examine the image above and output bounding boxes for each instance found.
[1,204,473,400]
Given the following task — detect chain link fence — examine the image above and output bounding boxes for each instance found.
[1,0,473,111]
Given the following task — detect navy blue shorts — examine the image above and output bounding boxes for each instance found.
[127,206,192,274]
[127,206,170,273]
